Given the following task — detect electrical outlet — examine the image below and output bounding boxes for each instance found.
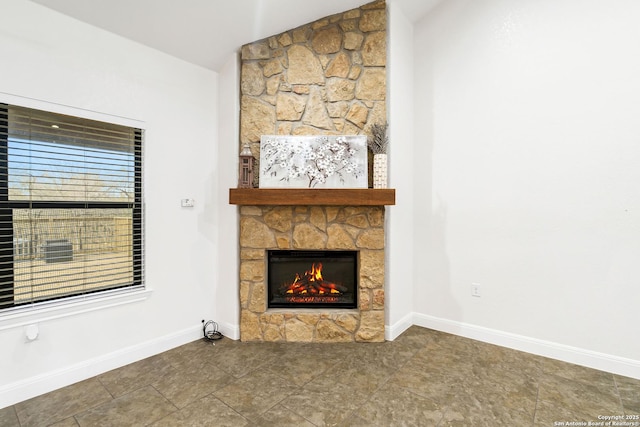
[181,198,195,207]
[471,283,481,297]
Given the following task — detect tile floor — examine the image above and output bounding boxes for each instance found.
[1,326,639,426]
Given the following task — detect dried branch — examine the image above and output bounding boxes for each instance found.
[368,123,388,154]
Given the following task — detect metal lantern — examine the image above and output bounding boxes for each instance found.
[238,143,255,188]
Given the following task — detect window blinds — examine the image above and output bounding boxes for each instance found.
[0,104,143,310]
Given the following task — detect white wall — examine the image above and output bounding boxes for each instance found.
[215,54,241,339]
[385,2,416,338]
[0,0,220,407]
[412,0,640,377]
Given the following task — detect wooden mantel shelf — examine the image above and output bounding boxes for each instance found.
[229,188,395,206]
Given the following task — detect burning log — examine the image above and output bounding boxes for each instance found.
[278,262,348,296]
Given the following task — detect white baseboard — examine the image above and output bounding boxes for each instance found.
[0,325,202,409]
[409,312,640,380]
[5,314,638,410]
[217,320,240,341]
[385,312,414,341]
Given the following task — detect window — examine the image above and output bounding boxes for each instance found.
[0,104,143,311]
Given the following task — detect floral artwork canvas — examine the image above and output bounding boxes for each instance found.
[259,135,368,188]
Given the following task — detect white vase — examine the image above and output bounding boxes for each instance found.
[373,153,387,189]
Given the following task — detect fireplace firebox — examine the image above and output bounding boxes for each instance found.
[267,250,358,309]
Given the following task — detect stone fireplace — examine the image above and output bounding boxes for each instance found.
[231,192,392,343]
[233,0,390,343]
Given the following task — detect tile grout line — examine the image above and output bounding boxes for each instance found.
[531,380,541,427]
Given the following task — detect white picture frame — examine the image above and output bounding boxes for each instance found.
[259,135,368,189]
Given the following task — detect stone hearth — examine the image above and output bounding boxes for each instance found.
[239,205,386,342]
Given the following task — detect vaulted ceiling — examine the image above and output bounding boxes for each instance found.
[28,0,441,71]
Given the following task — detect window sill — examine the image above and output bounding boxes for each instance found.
[0,287,152,331]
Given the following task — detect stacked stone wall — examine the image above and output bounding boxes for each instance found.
[237,1,388,343]
[240,0,387,173]
[239,206,385,342]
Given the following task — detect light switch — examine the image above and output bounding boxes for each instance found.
[181,198,195,207]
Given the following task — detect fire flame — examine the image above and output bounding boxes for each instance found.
[281,262,346,297]
[307,263,323,282]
